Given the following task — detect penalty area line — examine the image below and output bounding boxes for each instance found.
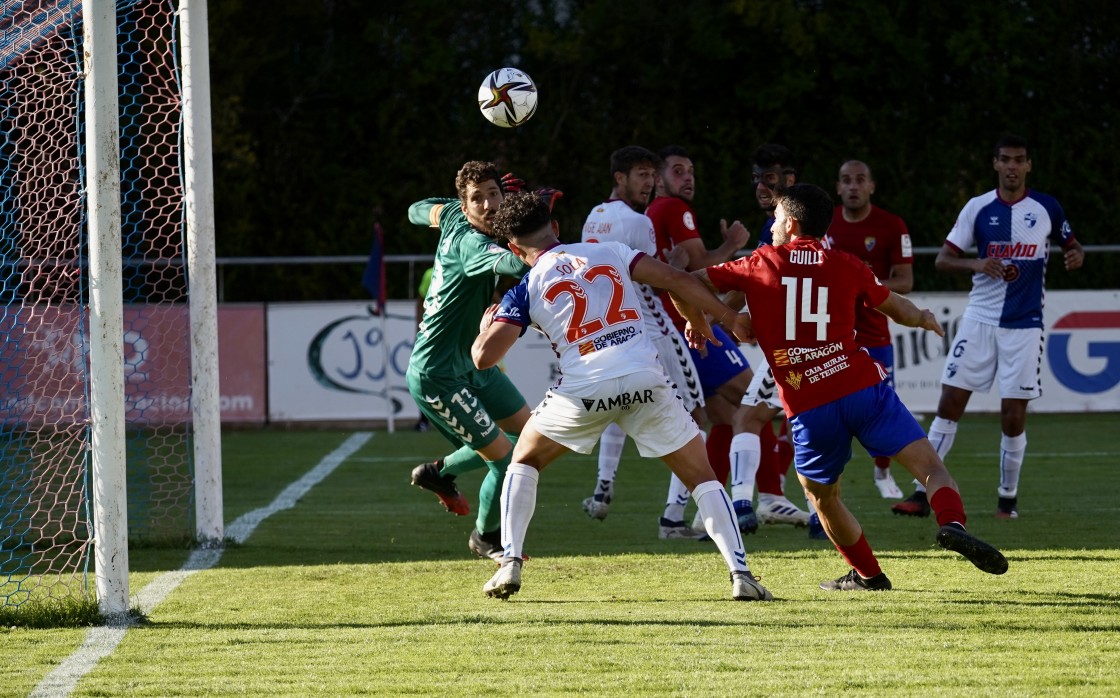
[30,431,373,698]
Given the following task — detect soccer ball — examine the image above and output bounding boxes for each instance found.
[477,68,538,128]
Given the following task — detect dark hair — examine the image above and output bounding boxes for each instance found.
[455,160,502,201]
[775,183,834,238]
[491,191,552,243]
[657,145,690,171]
[753,143,796,174]
[994,134,1030,157]
[610,146,660,176]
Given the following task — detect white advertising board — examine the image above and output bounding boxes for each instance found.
[266,291,1120,422]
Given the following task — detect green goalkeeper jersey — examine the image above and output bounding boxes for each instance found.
[407,198,529,378]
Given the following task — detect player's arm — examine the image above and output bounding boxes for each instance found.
[472,304,521,370]
[935,242,1003,279]
[631,257,742,346]
[1062,238,1084,271]
[875,292,944,337]
[884,262,913,294]
[673,220,750,271]
[408,198,455,228]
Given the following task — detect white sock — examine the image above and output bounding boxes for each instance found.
[729,432,761,505]
[692,480,748,573]
[596,423,626,484]
[998,432,1027,498]
[500,463,539,560]
[918,416,958,494]
[664,473,691,521]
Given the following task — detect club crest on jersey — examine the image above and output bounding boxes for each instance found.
[784,371,803,391]
[682,212,697,231]
[581,389,654,412]
[864,236,876,252]
[1024,212,1038,228]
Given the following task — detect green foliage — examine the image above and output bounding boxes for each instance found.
[208,1,1119,299]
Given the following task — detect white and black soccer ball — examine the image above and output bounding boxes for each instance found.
[477,67,538,128]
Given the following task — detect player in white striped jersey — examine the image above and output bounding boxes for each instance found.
[472,192,772,602]
[893,134,1083,520]
[578,146,704,522]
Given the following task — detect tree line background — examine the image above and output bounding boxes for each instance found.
[207,0,1118,302]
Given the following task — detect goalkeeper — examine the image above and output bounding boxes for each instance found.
[406,160,561,562]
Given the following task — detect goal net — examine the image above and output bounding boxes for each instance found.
[0,0,196,612]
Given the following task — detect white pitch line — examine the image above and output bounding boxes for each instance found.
[30,432,372,698]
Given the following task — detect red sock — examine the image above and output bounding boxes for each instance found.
[777,419,794,478]
[837,531,882,579]
[930,487,967,528]
[756,422,782,495]
[706,424,733,485]
[874,455,891,471]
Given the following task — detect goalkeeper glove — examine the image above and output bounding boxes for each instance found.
[500,172,526,194]
[535,187,564,211]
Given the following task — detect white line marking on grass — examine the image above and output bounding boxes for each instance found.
[31,432,372,698]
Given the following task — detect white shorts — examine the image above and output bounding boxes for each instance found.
[530,369,700,458]
[740,361,783,411]
[652,330,704,413]
[941,316,1042,399]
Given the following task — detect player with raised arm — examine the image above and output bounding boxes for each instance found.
[646,145,753,540]
[406,161,559,561]
[828,159,914,499]
[893,134,1084,520]
[473,192,772,602]
[689,183,1008,591]
[578,146,704,521]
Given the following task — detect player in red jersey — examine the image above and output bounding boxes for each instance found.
[687,183,1007,590]
[827,159,914,499]
[645,145,752,539]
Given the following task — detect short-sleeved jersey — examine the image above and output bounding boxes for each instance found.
[826,205,913,347]
[493,241,660,389]
[408,198,529,378]
[706,236,891,416]
[645,195,701,330]
[945,189,1075,329]
[582,199,673,338]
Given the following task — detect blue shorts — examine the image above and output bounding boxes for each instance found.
[790,382,926,485]
[864,343,894,388]
[684,324,751,397]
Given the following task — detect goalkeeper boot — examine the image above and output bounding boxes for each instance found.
[731,571,774,601]
[484,558,522,600]
[469,528,505,562]
[891,489,931,517]
[411,460,470,516]
[936,523,1009,575]
[819,569,892,591]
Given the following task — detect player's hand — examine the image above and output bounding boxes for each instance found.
[721,218,750,250]
[501,172,526,194]
[535,187,564,211]
[1064,245,1084,271]
[664,245,689,270]
[976,257,1005,280]
[684,318,721,352]
[728,313,756,345]
[917,309,945,337]
[479,303,500,333]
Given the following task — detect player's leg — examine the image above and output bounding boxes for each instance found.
[993,325,1042,519]
[660,407,705,540]
[583,423,626,520]
[894,318,992,517]
[790,390,890,591]
[623,380,771,601]
[406,372,476,516]
[860,382,1008,575]
[484,422,569,600]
